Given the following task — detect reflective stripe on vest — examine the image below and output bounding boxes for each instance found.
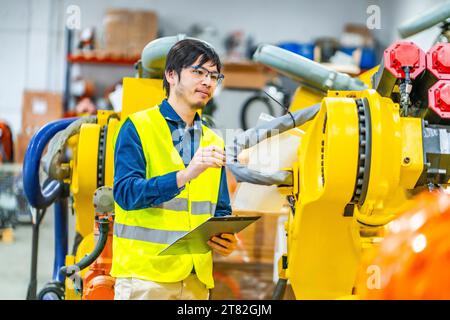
[155,198,188,212]
[155,198,216,215]
[114,222,187,244]
[191,201,217,215]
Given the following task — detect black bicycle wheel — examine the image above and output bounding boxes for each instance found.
[240,95,275,130]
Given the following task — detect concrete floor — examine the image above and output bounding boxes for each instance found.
[0,207,75,300]
[0,208,295,300]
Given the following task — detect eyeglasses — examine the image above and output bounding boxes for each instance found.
[189,65,224,84]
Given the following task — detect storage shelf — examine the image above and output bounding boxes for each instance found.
[67,54,139,66]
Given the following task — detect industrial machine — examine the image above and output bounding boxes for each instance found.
[227,2,450,299]
[23,35,185,300]
[23,1,450,300]
[24,33,242,300]
[25,40,449,300]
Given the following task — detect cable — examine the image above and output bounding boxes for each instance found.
[263,90,296,128]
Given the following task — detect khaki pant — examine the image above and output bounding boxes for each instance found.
[114,274,210,300]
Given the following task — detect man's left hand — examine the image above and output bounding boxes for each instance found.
[207,233,237,257]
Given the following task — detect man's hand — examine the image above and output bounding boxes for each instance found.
[207,233,237,257]
[177,145,225,188]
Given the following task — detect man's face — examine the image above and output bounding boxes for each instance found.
[167,56,220,110]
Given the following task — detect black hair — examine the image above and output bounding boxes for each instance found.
[163,39,222,97]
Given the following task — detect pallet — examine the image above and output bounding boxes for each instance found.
[0,227,14,243]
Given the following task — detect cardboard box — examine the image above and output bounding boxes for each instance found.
[15,131,52,164]
[211,209,292,300]
[342,23,374,48]
[18,91,63,163]
[103,9,158,57]
[103,9,130,56]
[15,132,33,163]
[128,10,158,57]
[21,91,63,136]
[210,261,297,299]
[221,61,274,90]
[214,209,288,265]
[211,262,275,300]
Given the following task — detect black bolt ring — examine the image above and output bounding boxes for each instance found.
[97,125,108,188]
[350,99,370,205]
[320,114,327,186]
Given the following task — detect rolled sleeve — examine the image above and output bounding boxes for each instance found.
[152,171,184,205]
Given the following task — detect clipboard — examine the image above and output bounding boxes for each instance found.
[158,215,260,256]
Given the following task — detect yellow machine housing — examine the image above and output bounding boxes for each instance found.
[64,78,166,299]
[284,89,424,299]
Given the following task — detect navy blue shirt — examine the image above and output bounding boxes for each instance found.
[113,99,231,216]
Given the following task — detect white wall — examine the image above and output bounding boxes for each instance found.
[371,0,449,50]
[0,0,31,135]
[0,0,65,134]
[63,0,369,43]
[1,0,448,134]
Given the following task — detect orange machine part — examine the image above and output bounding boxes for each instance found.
[0,122,14,163]
[83,275,116,300]
[356,191,450,299]
[82,217,115,300]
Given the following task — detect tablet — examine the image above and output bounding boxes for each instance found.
[158,215,260,256]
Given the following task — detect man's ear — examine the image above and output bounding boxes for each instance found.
[165,70,177,86]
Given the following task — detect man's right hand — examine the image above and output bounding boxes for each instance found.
[176,145,225,188]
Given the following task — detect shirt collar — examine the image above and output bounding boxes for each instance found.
[160,99,202,130]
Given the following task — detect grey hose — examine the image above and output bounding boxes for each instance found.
[253,44,367,92]
[41,116,97,180]
[226,104,320,186]
[398,2,450,38]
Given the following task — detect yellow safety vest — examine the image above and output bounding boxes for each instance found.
[110,106,223,289]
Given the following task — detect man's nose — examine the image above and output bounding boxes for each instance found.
[201,74,213,87]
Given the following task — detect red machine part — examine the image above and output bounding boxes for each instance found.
[356,192,450,299]
[0,122,14,163]
[82,215,115,300]
[383,41,426,79]
[428,80,450,119]
[426,43,450,80]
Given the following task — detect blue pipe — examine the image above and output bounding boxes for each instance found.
[53,199,68,282]
[23,117,78,209]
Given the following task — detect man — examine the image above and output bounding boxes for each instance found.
[111,39,238,300]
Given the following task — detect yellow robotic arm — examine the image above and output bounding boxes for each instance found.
[285,41,450,299]
[241,40,450,300]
